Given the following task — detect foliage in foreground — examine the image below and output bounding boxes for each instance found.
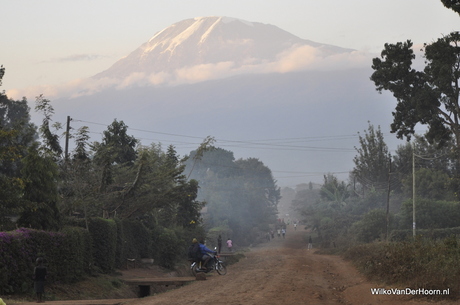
[344,237,460,299]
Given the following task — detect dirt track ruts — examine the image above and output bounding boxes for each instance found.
[121,227,456,305]
[16,227,457,305]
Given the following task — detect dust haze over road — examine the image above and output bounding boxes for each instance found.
[123,227,456,305]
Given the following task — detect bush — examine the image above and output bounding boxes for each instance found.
[0,228,67,294]
[88,218,117,273]
[59,226,93,282]
[154,227,182,269]
[390,226,460,241]
[351,209,394,243]
[122,219,152,259]
[344,238,460,299]
[400,199,460,229]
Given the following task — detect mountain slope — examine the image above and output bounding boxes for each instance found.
[49,16,396,186]
[94,16,354,81]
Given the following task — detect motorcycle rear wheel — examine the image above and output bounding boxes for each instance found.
[190,263,199,277]
[216,262,227,275]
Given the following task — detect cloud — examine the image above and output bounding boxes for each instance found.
[49,54,108,63]
[6,46,374,100]
[174,62,236,83]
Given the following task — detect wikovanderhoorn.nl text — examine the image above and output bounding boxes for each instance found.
[370,288,449,296]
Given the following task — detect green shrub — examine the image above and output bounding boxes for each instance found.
[88,218,117,273]
[114,218,125,269]
[0,228,66,294]
[154,227,182,269]
[122,219,152,259]
[344,238,460,299]
[59,226,92,282]
[351,209,393,243]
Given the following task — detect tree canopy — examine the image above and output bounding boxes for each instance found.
[185,148,280,245]
[441,0,460,15]
[370,32,460,153]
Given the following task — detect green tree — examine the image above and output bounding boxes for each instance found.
[60,126,99,229]
[441,0,460,15]
[184,148,280,245]
[92,120,138,193]
[402,168,455,201]
[17,143,61,230]
[0,73,38,229]
[97,119,138,165]
[35,95,62,158]
[352,123,391,191]
[320,174,350,208]
[351,209,392,243]
[400,198,460,229]
[370,32,460,156]
[0,65,4,86]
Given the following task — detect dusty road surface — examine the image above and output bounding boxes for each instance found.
[123,228,457,305]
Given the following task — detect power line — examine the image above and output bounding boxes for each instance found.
[72,118,358,153]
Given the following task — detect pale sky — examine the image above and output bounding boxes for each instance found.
[1,0,459,187]
[2,0,458,93]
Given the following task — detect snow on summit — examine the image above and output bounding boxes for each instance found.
[93,16,359,86]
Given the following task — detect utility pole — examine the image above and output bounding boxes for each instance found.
[412,142,416,238]
[385,154,391,241]
[65,116,71,161]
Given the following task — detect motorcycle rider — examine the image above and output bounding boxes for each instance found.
[199,239,217,270]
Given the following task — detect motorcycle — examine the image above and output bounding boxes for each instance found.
[190,251,227,276]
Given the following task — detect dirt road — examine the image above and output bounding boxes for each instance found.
[123,228,457,305]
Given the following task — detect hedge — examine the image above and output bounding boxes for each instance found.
[391,226,460,241]
[0,218,199,295]
[0,227,95,294]
[88,218,117,273]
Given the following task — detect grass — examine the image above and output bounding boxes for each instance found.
[343,237,460,300]
[2,273,137,304]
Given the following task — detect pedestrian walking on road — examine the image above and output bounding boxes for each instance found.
[217,235,222,253]
[33,257,47,303]
[281,228,286,238]
[308,236,313,250]
[227,238,233,252]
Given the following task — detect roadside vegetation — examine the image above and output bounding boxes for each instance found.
[1,1,459,301]
[286,3,460,299]
[0,64,279,298]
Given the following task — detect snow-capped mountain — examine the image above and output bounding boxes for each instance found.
[50,16,395,187]
[94,16,354,81]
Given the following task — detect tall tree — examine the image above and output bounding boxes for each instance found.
[0,71,38,229]
[370,32,460,158]
[441,0,460,15]
[35,95,63,158]
[17,143,61,230]
[352,123,390,190]
[98,119,138,165]
[184,148,279,245]
[92,120,138,194]
[0,65,4,86]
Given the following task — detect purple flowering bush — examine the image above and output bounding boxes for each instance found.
[0,218,192,295]
[0,227,91,294]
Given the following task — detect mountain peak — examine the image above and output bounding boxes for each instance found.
[94,16,353,83]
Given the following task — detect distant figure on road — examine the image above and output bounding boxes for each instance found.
[33,257,47,303]
[294,223,297,231]
[277,229,281,238]
[308,236,313,250]
[217,235,222,253]
[227,238,233,252]
[281,228,286,238]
